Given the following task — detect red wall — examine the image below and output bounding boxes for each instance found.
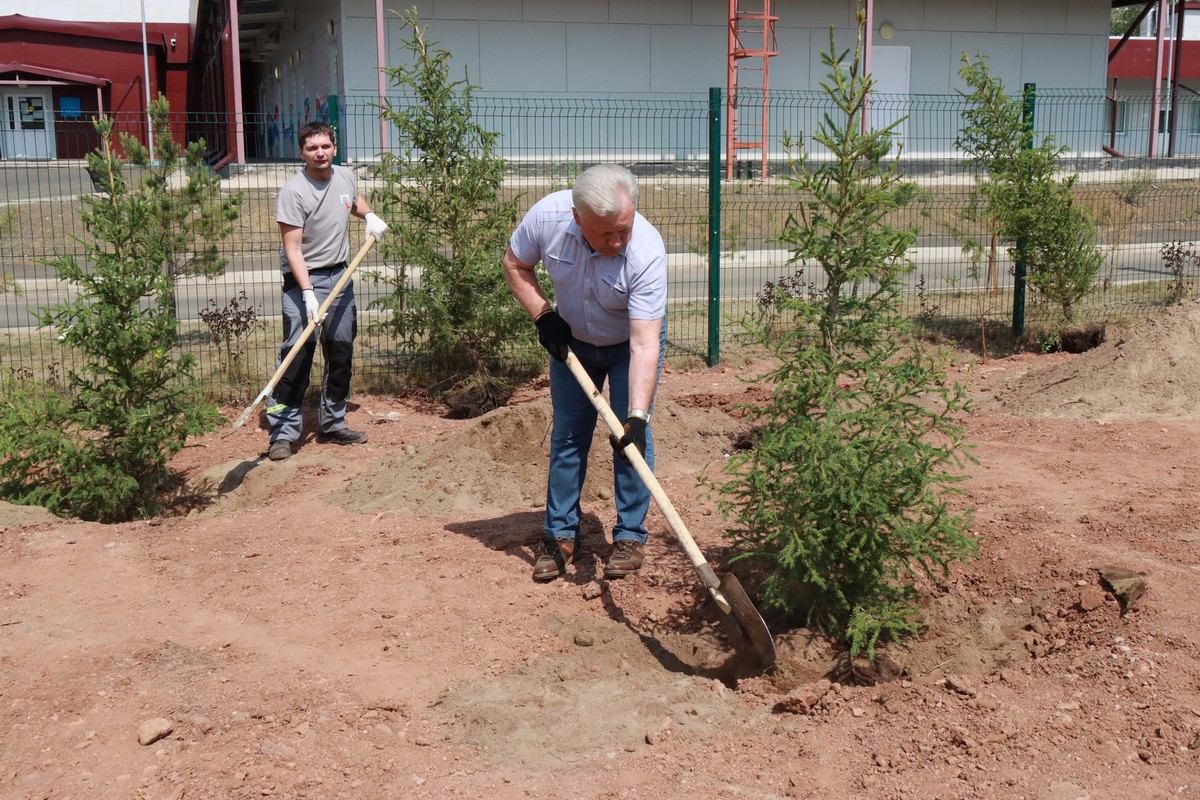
[0,15,191,158]
[1109,37,1200,81]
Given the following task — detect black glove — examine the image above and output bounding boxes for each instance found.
[534,310,573,362]
[609,416,648,463]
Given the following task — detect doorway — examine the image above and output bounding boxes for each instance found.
[1,89,56,160]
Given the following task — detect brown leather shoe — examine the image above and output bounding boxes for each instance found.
[532,538,577,582]
[604,540,645,579]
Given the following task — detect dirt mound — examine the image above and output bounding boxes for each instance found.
[173,451,353,517]
[434,614,744,770]
[334,396,745,518]
[0,500,64,530]
[989,300,1200,421]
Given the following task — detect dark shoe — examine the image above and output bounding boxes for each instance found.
[533,538,577,582]
[267,440,293,461]
[604,540,645,579]
[320,428,368,445]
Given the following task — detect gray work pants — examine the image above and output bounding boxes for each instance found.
[267,264,357,444]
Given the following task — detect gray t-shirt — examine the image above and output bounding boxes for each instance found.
[276,164,357,272]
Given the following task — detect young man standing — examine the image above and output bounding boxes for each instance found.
[267,122,389,461]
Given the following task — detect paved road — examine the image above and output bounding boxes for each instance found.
[0,162,99,206]
[0,242,1178,331]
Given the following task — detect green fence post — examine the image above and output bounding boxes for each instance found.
[1012,82,1035,338]
[707,87,723,367]
[328,94,342,165]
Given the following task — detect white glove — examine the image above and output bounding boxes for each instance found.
[301,288,321,324]
[364,211,389,242]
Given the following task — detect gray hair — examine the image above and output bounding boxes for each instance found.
[572,164,639,216]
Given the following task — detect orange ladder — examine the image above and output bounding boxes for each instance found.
[726,0,779,179]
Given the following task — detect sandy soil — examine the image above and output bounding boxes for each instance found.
[4,303,1200,800]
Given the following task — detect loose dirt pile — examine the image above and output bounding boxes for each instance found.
[988,299,1200,421]
[335,394,749,519]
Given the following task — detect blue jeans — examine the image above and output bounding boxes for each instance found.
[544,324,666,546]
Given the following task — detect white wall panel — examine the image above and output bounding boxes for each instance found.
[996,0,1068,34]
[610,0,692,26]
[875,0,926,33]
[924,0,997,33]
[478,21,568,91]
[765,27,813,92]
[776,0,853,31]
[522,1,607,24]
[1020,34,1095,86]
[894,30,954,94]
[406,19,483,91]
[1068,0,1110,36]
[566,24,651,93]
[435,0,522,21]
[949,32,1024,91]
[689,0,733,26]
[648,24,728,93]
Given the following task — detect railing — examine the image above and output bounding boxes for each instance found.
[2,90,1199,397]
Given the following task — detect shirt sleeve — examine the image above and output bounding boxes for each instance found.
[276,182,306,228]
[625,224,668,321]
[509,196,549,267]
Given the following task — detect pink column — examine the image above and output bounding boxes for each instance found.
[862,0,874,136]
[377,0,389,154]
[229,0,245,164]
[1149,0,1167,157]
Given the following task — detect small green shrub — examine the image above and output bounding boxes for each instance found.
[199,290,267,402]
[1160,241,1198,304]
[0,97,235,522]
[370,7,536,415]
[0,207,19,295]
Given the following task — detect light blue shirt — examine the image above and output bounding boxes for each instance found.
[509,190,667,347]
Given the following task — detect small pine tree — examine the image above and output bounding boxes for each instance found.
[371,7,535,415]
[956,54,1103,323]
[707,18,978,661]
[0,97,238,522]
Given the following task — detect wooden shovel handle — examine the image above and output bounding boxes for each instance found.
[564,351,729,609]
[230,235,377,431]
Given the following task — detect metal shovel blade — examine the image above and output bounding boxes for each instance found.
[562,352,777,673]
[714,572,776,671]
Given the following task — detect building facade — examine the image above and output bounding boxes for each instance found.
[6,1,1122,162]
[1108,1,1200,157]
[0,1,194,159]
[228,0,1113,162]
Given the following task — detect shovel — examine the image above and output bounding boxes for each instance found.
[564,351,776,672]
[230,235,377,432]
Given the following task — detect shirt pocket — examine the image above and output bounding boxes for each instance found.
[543,251,573,283]
[596,266,629,313]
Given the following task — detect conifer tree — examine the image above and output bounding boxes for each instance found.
[709,18,977,660]
[0,97,238,521]
[371,7,535,415]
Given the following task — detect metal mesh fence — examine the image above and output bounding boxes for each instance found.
[3,90,1200,399]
